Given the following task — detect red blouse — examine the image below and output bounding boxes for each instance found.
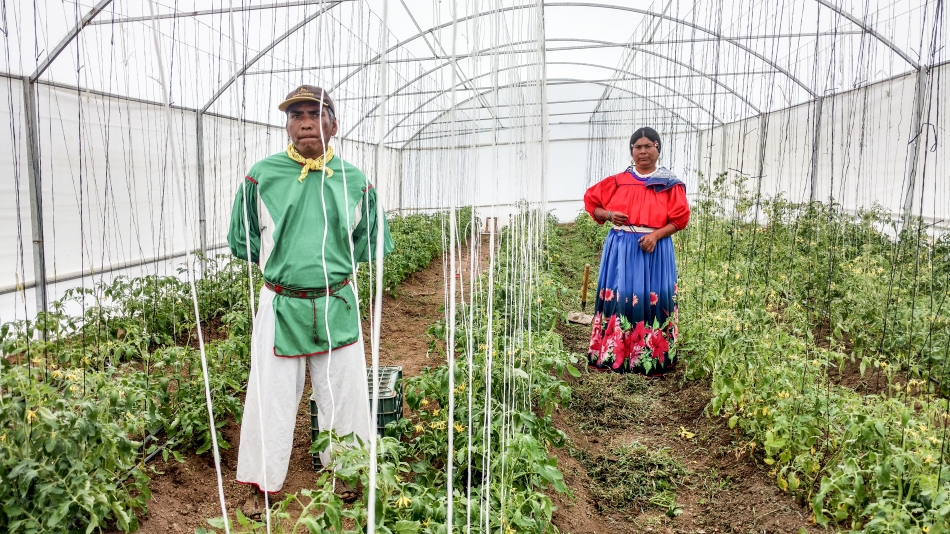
[584,171,690,230]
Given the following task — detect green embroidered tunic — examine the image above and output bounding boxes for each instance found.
[228,151,393,357]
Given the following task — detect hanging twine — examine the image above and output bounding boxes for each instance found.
[287,143,334,182]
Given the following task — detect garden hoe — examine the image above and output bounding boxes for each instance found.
[567,264,593,326]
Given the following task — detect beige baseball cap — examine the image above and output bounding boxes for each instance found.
[277,85,335,114]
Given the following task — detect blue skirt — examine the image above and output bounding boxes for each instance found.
[588,228,679,374]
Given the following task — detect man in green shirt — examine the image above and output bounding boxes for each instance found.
[228,85,393,514]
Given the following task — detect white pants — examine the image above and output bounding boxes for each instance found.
[236,287,372,493]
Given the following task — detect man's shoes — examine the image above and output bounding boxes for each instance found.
[335,479,360,504]
[239,490,264,521]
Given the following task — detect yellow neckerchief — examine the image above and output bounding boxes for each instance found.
[287,143,334,182]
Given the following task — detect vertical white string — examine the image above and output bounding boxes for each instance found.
[146,2,229,532]
[446,0,460,531]
[368,1,390,532]
[231,1,272,528]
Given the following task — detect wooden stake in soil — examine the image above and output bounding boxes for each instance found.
[568,264,594,325]
[581,264,591,311]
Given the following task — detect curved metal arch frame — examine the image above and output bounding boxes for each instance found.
[398,80,701,149]
[354,69,723,149]
[29,0,921,113]
[327,3,532,94]
[366,35,762,125]
[395,71,716,149]
[199,1,344,114]
[814,0,919,69]
[386,77,705,149]
[326,2,820,103]
[31,0,114,82]
[343,57,727,141]
[549,2,818,98]
[542,37,762,114]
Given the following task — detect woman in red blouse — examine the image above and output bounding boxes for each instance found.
[583,127,690,374]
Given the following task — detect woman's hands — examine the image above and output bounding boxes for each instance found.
[592,210,678,253]
[638,232,659,253]
[594,207,628,226]
[638,223,678,253]
[607,211,628,226]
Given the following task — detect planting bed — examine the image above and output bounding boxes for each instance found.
[6,189,950,533]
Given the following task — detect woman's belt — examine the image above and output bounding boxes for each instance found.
[613,225,658,233]
[263,278,351,343]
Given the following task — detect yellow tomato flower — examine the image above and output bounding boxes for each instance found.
[431,421,447,430]
[420,398,429,407]
[26,409,37,423]
[433,409,440,416]
[395,494,411,508]
[414,424,424,433]
[454,422,466,433]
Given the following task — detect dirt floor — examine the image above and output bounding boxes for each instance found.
[125,235,824,533]
[550,322,825,534]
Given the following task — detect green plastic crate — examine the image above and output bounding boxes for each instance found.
[310,366,403,470]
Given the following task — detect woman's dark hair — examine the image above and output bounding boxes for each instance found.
[630,127,661,153]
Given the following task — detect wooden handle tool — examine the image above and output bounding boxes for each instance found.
[581,264,591,312]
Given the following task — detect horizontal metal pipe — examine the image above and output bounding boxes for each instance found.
[89,0,357,25]
[0,244,228,296]
[392,199,583,213]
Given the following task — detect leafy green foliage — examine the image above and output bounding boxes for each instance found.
[0,361,152,532]
[0,255,254,532]
[207,209,577,534]
[675,171,950,532]
[357,208,474,311]
[0,211,479,532]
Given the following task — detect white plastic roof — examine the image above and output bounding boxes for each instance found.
[4,0,944,147]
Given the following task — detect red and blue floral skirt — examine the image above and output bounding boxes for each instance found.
[588,228,679,375]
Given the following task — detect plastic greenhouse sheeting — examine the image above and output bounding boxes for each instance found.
[1,0,946,321]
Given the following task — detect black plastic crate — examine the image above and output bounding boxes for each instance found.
[367,366,404,429]
[309,399,322,471]
[310,366,403,470]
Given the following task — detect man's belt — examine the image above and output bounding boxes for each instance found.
[264,278,352,343]
[264,278,350,301]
